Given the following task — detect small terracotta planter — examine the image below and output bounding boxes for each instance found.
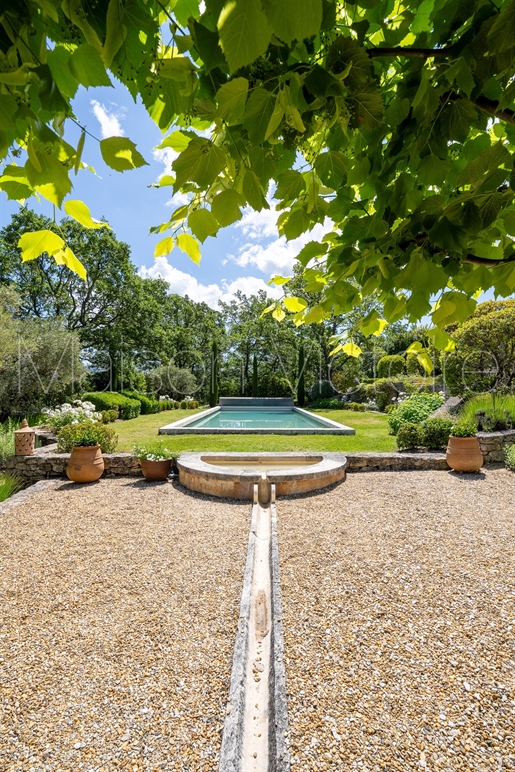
[140,459,172,481]
[67,444,104,483]
[446,436,483,473]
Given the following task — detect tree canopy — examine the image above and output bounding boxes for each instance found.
[2,0,515,349]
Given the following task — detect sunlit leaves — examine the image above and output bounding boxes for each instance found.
[172,139,226,188]
[102,0,127,67]
[188,209,219,241]
[314,151,348,188]
[211,189,244,226]
[0,167,33,201]
[64,200,108,229]
[100,137,148,171]
[69,45,112,88]
[19,230,64,262]
[269,275,292,285]
[154,236,175,257]
[176,233,201,264]
[218,0,272,73]
[242,88,276,143]
[52,247,87,280]
[283,296,307,312]
[215,78,249,124]
[261,0,322,45]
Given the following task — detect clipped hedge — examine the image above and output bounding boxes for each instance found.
[377,354,405,379]
[82,392,141,420]
[122,390,160,415]
[388,393,444,435]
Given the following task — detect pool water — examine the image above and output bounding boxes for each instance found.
[187,409,327,430]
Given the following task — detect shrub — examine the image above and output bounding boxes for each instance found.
[146,365,197,399]
[311,397,341,409]
[132,442,178,462]
[406,353,425,376]
[82,392,141,420]
[396,422,421,450]
[173,401,180,409]
[122,390,160,415]
[158,399,175,411]
[188,400,199,409]
[41,400,102,432]
[384,404,397,414]
[419,418,454,450]
[101,409,119,423]
[450,419,477,438]
[388,393,445,435]
[377,354,405,379]
[0,473,21,503]
[347,401,366,411]
[180,400,188,409]
[460,393,515,432]
[505,444,515,471]
[309,380,337,401]
[363,379,400,411]
[57,422,118,452]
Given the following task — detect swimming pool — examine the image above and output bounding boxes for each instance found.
[159,398,355,435]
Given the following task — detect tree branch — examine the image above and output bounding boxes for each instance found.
[473,95,515,126]
[462,253,515,266]
[367,46,455,59]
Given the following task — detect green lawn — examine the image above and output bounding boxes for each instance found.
[114,409,396,453]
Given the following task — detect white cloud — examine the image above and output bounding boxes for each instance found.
[140,257,282,309]
[90,100,126,138]
[152,147,178,178]
[232,213,333,276]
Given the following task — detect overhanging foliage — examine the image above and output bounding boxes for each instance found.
[2,0,515,347]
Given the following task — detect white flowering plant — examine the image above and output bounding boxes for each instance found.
[132,443,178,462]
[41,400,102,432]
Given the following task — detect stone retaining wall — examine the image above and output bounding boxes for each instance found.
[478,429,515,463]
[5,430,514,485]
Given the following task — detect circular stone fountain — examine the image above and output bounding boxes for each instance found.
[177,452,347,499]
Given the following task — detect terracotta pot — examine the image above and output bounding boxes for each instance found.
[140,459,172,481]
[446,435,483,473]
[67,444,104,483]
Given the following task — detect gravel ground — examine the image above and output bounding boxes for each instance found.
[278,468,515,772]
[0,478,250,772]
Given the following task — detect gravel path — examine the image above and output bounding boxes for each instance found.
[278,469,515,771]
[0,478,250,772]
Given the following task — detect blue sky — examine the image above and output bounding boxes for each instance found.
[0,80,331,309]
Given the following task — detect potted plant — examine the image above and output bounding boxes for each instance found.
[132,443,177,481]
[446,419,483,473]
[57,422,118,483]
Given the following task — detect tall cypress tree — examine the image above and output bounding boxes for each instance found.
[252,354,258,398]
[210,340,219,407]
[297,343,305,406]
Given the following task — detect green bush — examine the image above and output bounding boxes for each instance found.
[173,401,180,409]
[57,422,118,452]
[363,379,399,411]
[505,444,515,471]
[101,409,119,423]
[82,392,141,420]
[460,393,515,432]
[180,400,188,409]
[406,353,425,376]
[419,418,454,450]
[158,399,175,411]
[0,472,21,503]
[396,422,421,450]
[384,404,397,414]
[310,398,341,409]
[346,401,366,411]
[377,354,405,379]
[122,390,160,415]
[188,400,199,409]
[388,393,445,435]
[450,419,477,438]
[309,380,337,401]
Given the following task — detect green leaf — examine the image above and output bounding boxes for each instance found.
[218,0,272,74]
[211,188,244,226]
[487,0,515,53]
[296,240,328,266]
[157,131,192,152]
[243,169,267,211]
[176,233,202,264]
[261,0,322,45]
[18,230,65,261]
[74,131,86,175]
[275,170,306,202]
[458,141,512,188]
[100,137,148,171]
[0,64,35,86]
[36,64,69,113]
[342,341,362,358]
[47,45,79,99]
[280,207,310,240]
[64,200,108,229]
[69,44,112,88]
[173,138,226,188]
[417,350,434,374]
[102,0,127,67]
[440,99,477,143]
[25,148,72,206]
[265,97,285,140]
[188,209,219,241]
[326,36,372,89]
[272,303,286,321]
[284,296,307,312]
[269,275,292,285]
[349,84,384,129]
[425,328,455,352]
[303,305,326,324]
[315,151,348,188]
[52,247,87,280]
[215,77,249,123]
[174,0,202,26]
[0,167,33,201]
[242,87,276,143]
[154,236,175,257]
[417,154,450,186]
